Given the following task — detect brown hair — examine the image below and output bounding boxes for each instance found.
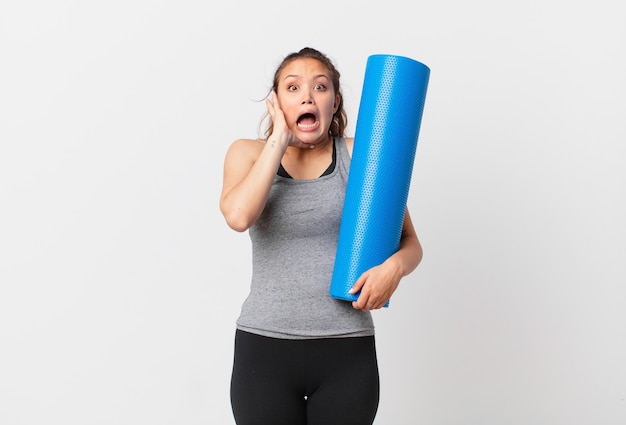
[261,47,347,139]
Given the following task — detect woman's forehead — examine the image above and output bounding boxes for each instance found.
[280,58,330,79]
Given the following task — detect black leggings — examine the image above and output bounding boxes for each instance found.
[230,330,380,425]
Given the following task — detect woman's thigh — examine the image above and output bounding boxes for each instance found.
[305,336,380,425]
[229,331,379,425]
[230,330,307,425]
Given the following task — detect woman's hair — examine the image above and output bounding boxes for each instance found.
[260,47,347,139]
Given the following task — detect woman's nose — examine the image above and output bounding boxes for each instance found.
[301,90,314,104]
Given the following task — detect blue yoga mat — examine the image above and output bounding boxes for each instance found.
[329,54,430,305]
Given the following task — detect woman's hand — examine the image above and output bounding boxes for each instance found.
[265,91,290,141]
[349,259,402,312]
[265,91,311,150]
[349,209,422,312]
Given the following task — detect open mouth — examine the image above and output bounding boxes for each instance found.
[297,113,319,130]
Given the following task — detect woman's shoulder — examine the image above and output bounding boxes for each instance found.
[229,137,266,150]
[343,136,354,157]
[225,138,266,160]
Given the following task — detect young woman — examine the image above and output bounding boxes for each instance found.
[220,47,422,425]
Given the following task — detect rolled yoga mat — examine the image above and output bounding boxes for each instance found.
[329,54,430,305]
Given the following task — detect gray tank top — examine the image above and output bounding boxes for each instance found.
[236,137,375,339]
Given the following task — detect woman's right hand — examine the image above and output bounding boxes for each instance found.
[265,91,311,150]
[266,91,289,138]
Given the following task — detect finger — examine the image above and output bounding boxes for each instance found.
[265,98,275,117]
[348,274,367,295]
[352,289,370,311]
[268,91,280,111]
[352,300,367,312]
[373,300,386,310]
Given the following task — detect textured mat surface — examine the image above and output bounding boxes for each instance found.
[330,54,430,305]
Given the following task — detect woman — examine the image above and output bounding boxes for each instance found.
[220,47,422,425]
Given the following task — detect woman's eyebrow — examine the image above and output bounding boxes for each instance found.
[282,73,329,81]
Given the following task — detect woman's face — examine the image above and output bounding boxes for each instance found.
[276,58,339,144]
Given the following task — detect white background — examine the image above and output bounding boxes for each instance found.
[1,1,624,424]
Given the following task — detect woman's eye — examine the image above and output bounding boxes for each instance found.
[287,84,298,91]
[315,84,327,90]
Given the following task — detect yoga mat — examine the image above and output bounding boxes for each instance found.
[329,54,429,305]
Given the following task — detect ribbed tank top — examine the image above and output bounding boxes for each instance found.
[236,137,375,339]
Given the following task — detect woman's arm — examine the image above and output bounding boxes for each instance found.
[220,93,295,232]
[219,136,287,232]
[349,208,423,311]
